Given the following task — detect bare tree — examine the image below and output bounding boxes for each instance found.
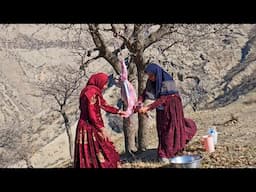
[0,122,19,167]
[84,24,234,153]
[0,120,33,167]
[36,64,84,162]
[55,24,233,156]
[85,24,180,154]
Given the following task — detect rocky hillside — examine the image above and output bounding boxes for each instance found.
[0,24,255,168]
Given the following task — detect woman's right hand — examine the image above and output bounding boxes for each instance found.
[99,128,109,141]
[118,110,127,117]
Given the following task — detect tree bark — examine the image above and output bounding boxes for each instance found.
[137,64,149,152]
[61,111,73,162]
[123,113,138,155]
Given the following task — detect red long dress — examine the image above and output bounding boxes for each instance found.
[74,73,120,168]
[139,93,197,159]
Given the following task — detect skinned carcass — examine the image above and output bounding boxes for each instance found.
[118,58,137,118]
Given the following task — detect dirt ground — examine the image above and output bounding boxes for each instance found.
[118,90,256,168]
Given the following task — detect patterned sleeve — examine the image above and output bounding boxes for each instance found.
[146,95,168,111]
[98,96,119,114]
[138,88,147,103]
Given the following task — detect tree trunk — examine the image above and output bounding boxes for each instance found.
[137,70,149,151]
[123,112,138,156]
[66,124,74,162]
[61,111,74,162]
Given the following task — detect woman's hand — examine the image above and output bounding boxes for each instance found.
[135,101,142,106]
[133,101,143,113]
[99,128,109,141]
[118,110,127,117]
[138,106,149,114]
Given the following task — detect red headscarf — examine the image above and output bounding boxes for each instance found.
[86,73,108,90]
[82,73,109,100]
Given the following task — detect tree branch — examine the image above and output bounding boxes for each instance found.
[161,40,184,53]
[87,24,122,74]
[144,24,177,51]
[88,24,106,50]
[110,24,132,52]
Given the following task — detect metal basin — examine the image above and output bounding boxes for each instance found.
[169,155,203,168]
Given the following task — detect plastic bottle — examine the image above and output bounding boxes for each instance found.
[208,127,218,145]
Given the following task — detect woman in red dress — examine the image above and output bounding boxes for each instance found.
[137,63,197,163]
[74,73,126,168]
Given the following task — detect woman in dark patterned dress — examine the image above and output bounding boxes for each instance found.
[137,63,197,163]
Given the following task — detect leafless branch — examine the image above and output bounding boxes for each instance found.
[87,24,122,74]
[144,24,177,51]
[161,40,184,53]
[81,55,101,69]
[110,24,132,50]
[88,24,106,49]
[53,24,75,30]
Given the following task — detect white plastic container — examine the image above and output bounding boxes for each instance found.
[208,127,218,145]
